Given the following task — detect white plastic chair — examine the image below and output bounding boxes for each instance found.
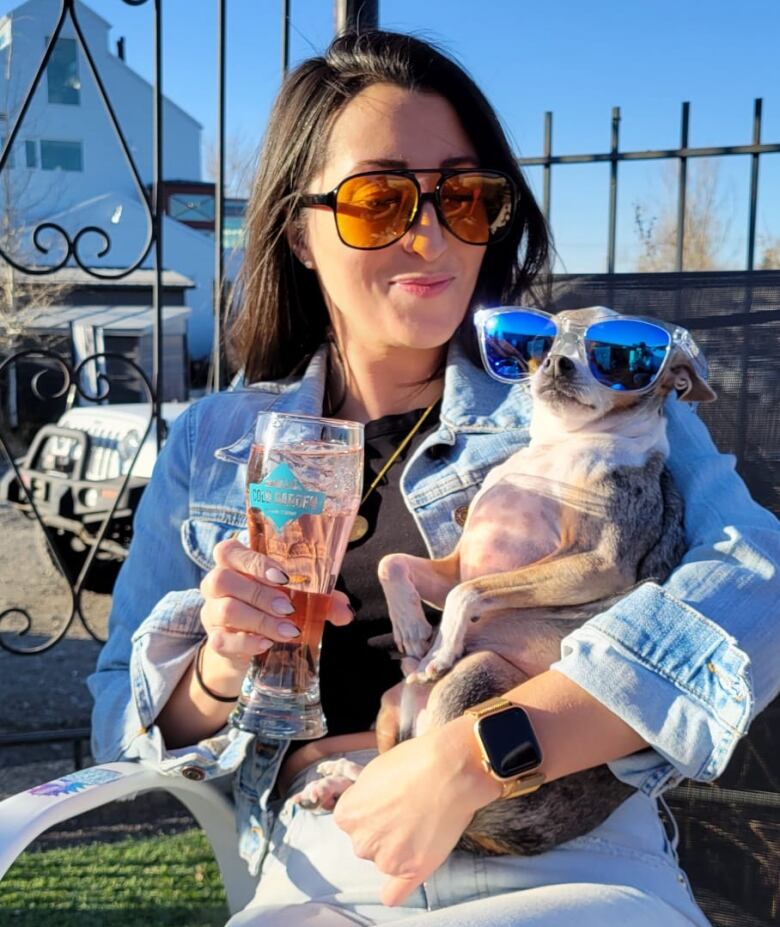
[0,762,257,916]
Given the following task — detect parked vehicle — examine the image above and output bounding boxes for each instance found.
[0,402,190,592]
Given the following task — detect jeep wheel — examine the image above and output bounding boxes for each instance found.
[35,529,120,594]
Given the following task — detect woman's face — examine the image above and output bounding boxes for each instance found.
[298,83,486,357]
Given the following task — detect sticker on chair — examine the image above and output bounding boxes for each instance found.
[28,768,122,796]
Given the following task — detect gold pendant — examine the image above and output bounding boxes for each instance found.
[350,514,369,542]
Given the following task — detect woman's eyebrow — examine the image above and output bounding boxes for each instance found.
[350,156,479,170]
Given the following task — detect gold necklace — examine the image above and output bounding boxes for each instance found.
[349,399,438,543]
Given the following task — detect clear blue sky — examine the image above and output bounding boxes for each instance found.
[5,0,780,271]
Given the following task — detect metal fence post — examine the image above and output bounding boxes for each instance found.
[606,106,619,274]
[152,0,164,449]
[335,0,379,34]
[747,98,762,273]
[543,111,552,222]
[675,101,690,273]
[212,0,226,392]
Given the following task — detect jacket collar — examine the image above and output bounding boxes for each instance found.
[214,337,531,464]
[214,348,329,463]
[440,338,532,433]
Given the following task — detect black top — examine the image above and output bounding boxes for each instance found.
[314,402,442,738]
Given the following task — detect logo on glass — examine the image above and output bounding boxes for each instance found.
[249,462,326,531]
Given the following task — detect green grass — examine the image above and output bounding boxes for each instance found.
[0,829,230,926]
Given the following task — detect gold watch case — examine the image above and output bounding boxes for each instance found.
[465,696,546,800]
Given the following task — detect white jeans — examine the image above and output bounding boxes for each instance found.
[226,749,711,927]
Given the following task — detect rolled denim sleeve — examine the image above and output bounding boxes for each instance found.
[551,397,780,796]
[87,408,252,777]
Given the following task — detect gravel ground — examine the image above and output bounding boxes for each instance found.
[0,501,110,796]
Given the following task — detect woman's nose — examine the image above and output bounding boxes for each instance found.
[404,201,447,261]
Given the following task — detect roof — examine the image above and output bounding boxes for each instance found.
[24,304,191,332]
[13,267,194,289]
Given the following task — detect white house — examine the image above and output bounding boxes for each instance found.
[0,0,219,359]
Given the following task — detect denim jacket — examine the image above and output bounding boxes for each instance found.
[88,339,780,875]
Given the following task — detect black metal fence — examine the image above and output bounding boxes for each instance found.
[521,100,780,274]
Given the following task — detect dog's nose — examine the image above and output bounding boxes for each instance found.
[543,354,575,377]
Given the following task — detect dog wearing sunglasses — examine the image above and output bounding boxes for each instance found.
[294,306,716,856]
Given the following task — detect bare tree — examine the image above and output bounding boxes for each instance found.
[0,193,74,355]
[0,22,75,439]
[632,159,731,272]
[757,234,780,270]
[0,30,72,356]
[0,178,74,427]
[203,130,257,199]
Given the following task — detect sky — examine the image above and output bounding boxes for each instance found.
[3,0,779,272]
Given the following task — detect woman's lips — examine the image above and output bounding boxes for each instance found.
[390,276,455,298]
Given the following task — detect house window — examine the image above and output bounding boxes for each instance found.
[223,216,245,249]
[47,37,80,105]
[169,193,215,222]
[40,139,83,171]
[25,140,37,168]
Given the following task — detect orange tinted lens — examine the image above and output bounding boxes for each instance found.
[439,173,513,243]
[335,174,417,248]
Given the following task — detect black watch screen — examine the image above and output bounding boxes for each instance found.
[477,706,543,779]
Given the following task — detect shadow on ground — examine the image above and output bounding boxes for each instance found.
[0,905,228,927]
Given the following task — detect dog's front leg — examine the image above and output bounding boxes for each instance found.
[378,551,460,658]
[411,582,483,681]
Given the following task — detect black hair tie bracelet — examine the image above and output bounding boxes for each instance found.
[195,640,241,703]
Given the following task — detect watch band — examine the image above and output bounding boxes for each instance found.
[465,697,546,800]
[465,696,516,721]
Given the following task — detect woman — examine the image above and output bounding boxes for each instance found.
[89,30,779,927]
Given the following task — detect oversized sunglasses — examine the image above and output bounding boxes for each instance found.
[474,306,705,393]
[299,168,517,250]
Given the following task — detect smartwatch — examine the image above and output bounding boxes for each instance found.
[464,696,545,800]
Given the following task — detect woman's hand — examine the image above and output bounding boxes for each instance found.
[198,538,354,688]
[333,714,500,906]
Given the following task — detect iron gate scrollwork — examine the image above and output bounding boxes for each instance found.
[0,0,164,654]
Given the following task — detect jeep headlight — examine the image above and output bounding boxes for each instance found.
[117,429,142,473]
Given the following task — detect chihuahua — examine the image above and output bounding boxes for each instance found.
[295,306,716,856]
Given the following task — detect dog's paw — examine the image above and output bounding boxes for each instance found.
[315,758,364,781]
[290,759,364,813]
[418,651,454,682]
[393,617,434,659]
[291,776,347,813]
[406,650,453,683]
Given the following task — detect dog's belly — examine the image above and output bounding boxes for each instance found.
[459,482,561,580]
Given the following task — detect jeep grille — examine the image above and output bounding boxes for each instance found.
[40,428,124,481]
[83,428,123,481]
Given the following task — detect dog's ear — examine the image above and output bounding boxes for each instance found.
[662,346,717,403]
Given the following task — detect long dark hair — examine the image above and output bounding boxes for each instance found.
[228,30,551,384]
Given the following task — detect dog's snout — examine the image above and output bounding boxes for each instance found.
[543,354,575,377]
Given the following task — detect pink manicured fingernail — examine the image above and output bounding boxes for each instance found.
[265,567,289,584]
[277,621,300,639]
[256,638,273,653]
[272,597,295,616]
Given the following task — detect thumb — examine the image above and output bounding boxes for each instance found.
[381,874,425,907]
[327,591,354,627]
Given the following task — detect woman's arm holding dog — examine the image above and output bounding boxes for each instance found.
[335,669,647,906]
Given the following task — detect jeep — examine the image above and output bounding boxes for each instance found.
[0,402,190,592]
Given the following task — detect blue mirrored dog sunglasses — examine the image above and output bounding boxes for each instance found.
[473,307,704,393]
